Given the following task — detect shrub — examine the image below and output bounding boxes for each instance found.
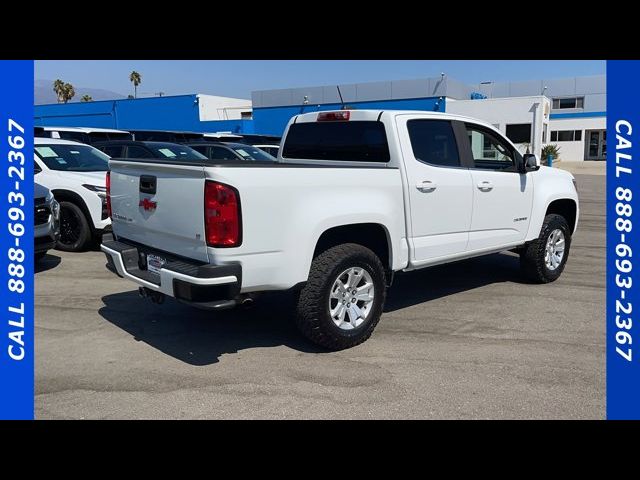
[541,144,560,165]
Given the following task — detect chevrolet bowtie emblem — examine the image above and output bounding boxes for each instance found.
[139,198,157,211]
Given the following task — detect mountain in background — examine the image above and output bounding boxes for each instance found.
[35,79,126,105]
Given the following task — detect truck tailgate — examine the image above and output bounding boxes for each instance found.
[109,159,209,262]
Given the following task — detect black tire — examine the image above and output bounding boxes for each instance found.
[56,201,92,252]
[520,214,572,283]
[296,243,387,350]
[35,252,47,262]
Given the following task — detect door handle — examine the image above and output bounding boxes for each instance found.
[416,180,437,192]
[477,180,494,192]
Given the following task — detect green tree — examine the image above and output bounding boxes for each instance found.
[53,79,65,103]
[129,71,142,98]
[81,94,93,102]
[62,83,75,103]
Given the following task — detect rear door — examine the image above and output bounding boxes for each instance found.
[109,160,210,262]
[396,116,473,263]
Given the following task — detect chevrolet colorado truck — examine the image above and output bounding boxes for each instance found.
[102,110,579,350]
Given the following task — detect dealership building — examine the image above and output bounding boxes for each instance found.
[34,74,605,162]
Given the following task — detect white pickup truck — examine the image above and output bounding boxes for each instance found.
[102,110,579,350]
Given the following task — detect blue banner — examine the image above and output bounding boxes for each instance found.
[0,60,34,420]
[607,60,640,419]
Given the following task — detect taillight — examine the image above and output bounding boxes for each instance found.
[317,111,350,121]
[204,181,241,247]
[105,171,112,218]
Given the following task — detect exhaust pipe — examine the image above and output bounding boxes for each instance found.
[240,296,254,308]
[138,287,165,304]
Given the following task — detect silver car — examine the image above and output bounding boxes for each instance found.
[35,183,60,261]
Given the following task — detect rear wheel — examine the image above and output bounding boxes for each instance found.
[296,243,387,350]
[56,201,92,252]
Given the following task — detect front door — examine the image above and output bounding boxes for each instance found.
[585,129,606,161]
[396,116,473,265]
[461,123,534,252]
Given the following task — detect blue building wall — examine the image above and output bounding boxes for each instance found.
[34,95,252,134]
[253,97,444,136]
[35,95,444,137]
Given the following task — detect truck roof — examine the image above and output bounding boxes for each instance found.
[35,137,88,146]
[37,126,131,134]
[293,109,500,132]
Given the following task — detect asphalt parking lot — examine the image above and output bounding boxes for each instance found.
[35,174,605,419]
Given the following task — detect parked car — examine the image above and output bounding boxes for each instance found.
[93,140,208,161]
[185,142,277,162]
[202,132,244,142]
[102,110,579,350]
[128,130,206,143]
[34,138,111,251]
[251,144,280,157]
[34,126,132,144]
[34,183,60,261]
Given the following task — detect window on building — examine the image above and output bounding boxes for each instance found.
[241,111,253,119]
[552,97,585,109]
[550,130,583,142]
[505,123,532,144]
[406,120,460,168]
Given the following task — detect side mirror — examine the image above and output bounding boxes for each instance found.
[523,153,540,172]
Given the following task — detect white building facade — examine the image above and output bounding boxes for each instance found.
[471,75,606,162]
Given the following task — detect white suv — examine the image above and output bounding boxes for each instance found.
[34,138,111,251]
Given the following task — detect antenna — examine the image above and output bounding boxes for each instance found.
[336,85,345,109]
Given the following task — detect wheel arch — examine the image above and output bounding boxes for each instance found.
[545,198,578,233]
[312,223,392,277]
[50,189,95,234]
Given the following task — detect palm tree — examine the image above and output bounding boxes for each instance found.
[62,83,75,103]
[81,95,93,102]
[53,79,65,103]
[129,71,142,99]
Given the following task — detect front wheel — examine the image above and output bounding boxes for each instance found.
[56,201,92,252]
[520,214,572,283]
[296,243,387,350]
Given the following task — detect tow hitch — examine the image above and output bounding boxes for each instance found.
[138,287,165,304]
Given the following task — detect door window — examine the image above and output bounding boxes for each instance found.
[465,124,516,170]
[407,120,460,168]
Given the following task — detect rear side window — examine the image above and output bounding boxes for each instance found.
[100,145,124,158]
[208,146,239,161]
[191,145,208,155]
[407,120,460,167]
[126,146,153,159]
[283,121,389,162]
[58,131,89,144]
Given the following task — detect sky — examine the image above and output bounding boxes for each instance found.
[35,60,606,100]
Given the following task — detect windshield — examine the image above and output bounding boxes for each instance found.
[146,143,208,161]
[226,144,277,162]
[35,144,110,172]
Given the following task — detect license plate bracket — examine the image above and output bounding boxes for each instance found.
[146,253,166,276]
